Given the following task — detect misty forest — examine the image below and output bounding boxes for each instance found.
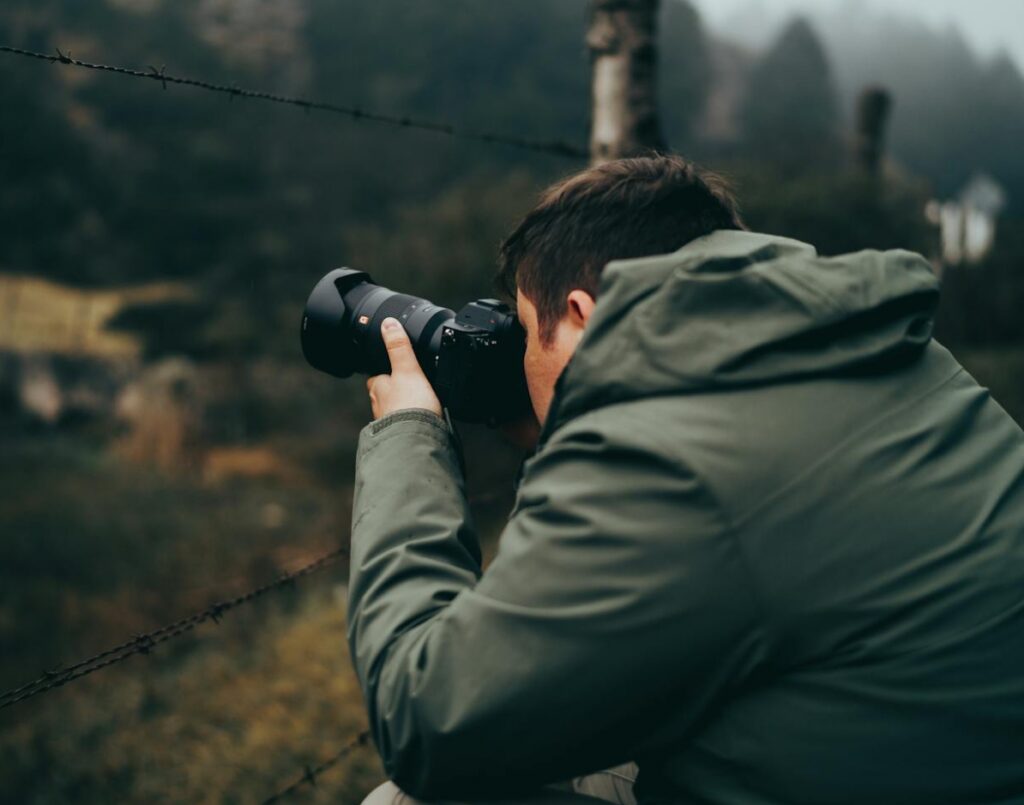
[1,0,1023,802]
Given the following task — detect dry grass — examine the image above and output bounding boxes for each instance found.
[0,591,384,804]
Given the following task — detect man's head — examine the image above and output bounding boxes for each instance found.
[498,154,744,422]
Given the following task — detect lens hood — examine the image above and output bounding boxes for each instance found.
[300,268,372,378]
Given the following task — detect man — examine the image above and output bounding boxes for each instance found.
[349,155,1024,804]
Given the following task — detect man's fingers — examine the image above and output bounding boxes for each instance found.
[381,318,419,374]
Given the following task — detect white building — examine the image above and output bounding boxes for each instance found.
[927,173,1008,266]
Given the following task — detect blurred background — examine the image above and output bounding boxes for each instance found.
[1,0,1022,802]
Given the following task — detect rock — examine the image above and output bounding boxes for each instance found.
[17,356,63,425]
[114,357,203,471]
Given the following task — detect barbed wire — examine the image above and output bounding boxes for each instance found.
[0,34,538,803]
[0,45,589,160]
[0,545,350,711]
[262,731,373,804]
[0,475,515,713]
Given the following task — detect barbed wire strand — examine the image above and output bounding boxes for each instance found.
[0,545,350,710]
[262,730,373,805]
[0,45,589,160]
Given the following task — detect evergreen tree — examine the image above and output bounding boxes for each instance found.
[739,17,840,171]
[977,53,1024,207]
[660,0,712,151]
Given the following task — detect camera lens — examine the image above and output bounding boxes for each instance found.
[301,268,454,380]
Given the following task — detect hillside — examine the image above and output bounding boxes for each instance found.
[2,2,1023,801]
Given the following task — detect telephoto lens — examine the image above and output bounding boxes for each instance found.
[301,268,532,425]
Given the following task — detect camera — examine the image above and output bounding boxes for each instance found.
[301,268,532,425]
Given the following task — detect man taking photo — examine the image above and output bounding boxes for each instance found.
[348,155,1024,804]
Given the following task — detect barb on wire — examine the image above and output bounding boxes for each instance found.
[0,545,350,711]
[0,44,588,160]
[262,730,372,804]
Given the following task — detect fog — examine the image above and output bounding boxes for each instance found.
[691,0,1024,67]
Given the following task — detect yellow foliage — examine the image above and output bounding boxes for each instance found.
[0,273,193,358]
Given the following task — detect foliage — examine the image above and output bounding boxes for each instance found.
[738,18,841,172]
[729,164,938,257]
[0,425,345,685]
[0,408,516,802]
[934,220,1024,348]
[0,588,383,804]
[814,6,1024,209]
[1,2,1023,802]
[660,0,713,147]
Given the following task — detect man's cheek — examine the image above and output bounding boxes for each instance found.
[523,345,538,392]
[523,346,546,411]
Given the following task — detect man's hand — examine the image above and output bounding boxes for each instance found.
[366,318,443,420]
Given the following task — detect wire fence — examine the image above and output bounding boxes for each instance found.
[0,545,350,710]
[0,34,545,804]
[0,44,589,160]
[262,731,373,805]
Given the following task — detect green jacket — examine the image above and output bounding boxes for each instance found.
[348,230,1024,803]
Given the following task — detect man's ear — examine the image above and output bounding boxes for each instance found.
[566,290,597,330]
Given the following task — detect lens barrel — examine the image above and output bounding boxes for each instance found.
[301,268,454,380]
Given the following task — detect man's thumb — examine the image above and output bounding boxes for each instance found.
[381,318,418,373]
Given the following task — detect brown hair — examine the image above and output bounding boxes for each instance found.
[497,154,744,343]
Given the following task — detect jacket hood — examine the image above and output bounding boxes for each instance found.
[542,230,941,440]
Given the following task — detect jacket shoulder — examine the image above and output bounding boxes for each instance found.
[543,395,711,467]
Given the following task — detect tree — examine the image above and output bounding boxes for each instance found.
[587,0,667,164]
[853,86,893,176]
[659,0,712,151]
[739,17,840,172]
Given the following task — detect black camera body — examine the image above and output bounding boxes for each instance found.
[301,268,532,425]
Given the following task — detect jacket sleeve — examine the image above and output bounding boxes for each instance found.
[347,407,766,800]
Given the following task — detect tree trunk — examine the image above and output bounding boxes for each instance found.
[854,86,893,176]
[587,0,667,165]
